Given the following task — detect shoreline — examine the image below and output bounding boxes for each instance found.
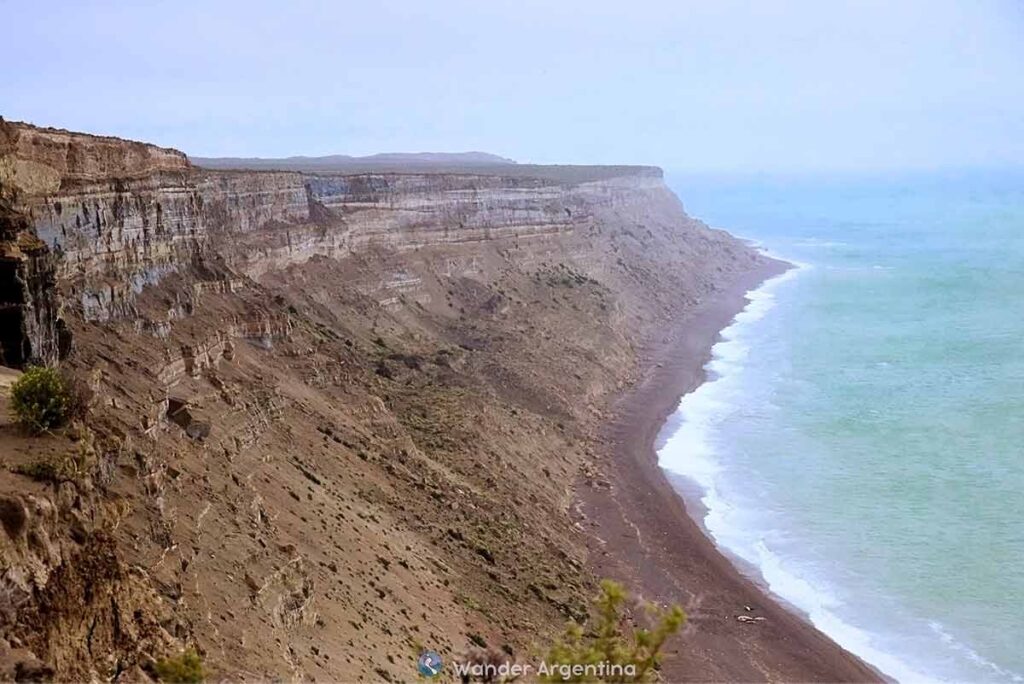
[578,258,883,682]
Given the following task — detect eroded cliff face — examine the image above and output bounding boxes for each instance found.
[6,132,666,332]
[0,121,764,681]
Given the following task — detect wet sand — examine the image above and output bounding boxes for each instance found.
[578,259,882,682]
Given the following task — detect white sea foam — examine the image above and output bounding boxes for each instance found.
[793,238,851,248]
[656,263,952,683]
[929,622,1024,683]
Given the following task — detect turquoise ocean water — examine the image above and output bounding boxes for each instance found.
[660,171,1024,682]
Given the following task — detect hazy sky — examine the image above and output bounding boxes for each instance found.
[4,0,1023,171]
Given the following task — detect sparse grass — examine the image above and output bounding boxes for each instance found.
[154,650,205,683]
[13,459,62,483]
[11,423,96,484]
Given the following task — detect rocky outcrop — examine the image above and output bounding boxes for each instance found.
[0,122,188,196]
[0,460,179,682]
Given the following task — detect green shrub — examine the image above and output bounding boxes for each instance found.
[9,366,70,434]
[541,580,686,682]
[154,650,204,683]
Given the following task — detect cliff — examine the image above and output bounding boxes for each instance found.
[1,121,677,354]
[0,120,764,680]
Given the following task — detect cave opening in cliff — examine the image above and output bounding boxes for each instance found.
[0,256,28,367]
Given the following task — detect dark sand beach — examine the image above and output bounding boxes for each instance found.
[579,260,883,682]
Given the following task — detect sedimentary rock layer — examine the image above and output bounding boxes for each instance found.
[1,121,677,351]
